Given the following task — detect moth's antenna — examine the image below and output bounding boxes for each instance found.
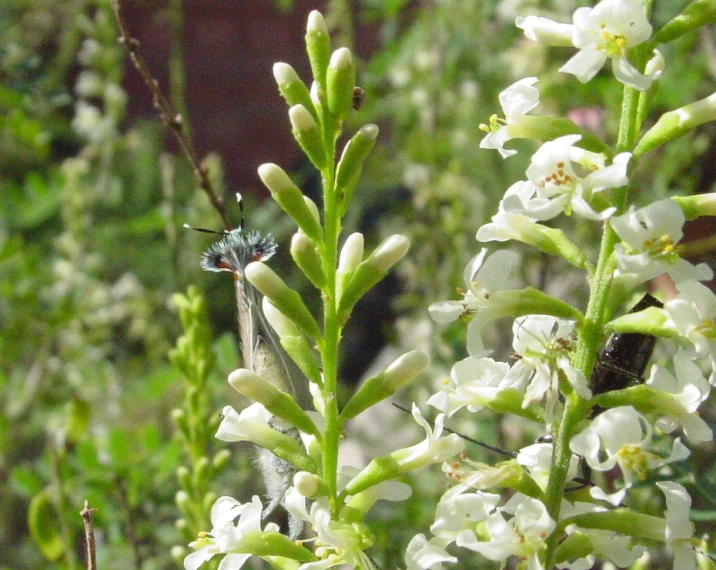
[183,192,246,235]
[391,403,516,457]
[182,223,226,235]
[236,193,245,231]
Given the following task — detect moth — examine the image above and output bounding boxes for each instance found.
[194,200,311,539]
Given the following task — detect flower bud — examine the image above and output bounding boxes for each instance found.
[262,295,301,338]
[291,231,326,288]
[258,163,323,242]
[273,62,317,121]
[326,48,356,120]
[340,350,429,421]
[289,104,327,169]
[306,11,331,93]
[245,261,320,338]
[294,471,326,498]
[338,233,364,274]
[335,125,379,214]
[228,369,319,438]
[337,235,410,323]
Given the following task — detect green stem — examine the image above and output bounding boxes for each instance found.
[544,77,643,568]
[320,120,341,512]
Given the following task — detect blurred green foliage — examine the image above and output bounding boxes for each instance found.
[0,0,713,568]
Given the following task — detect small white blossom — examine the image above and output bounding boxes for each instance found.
[285,490,375,570]
[570,406,691,505]
[456,494,555,569]
[516,442,579,492]
[405,534,456,570]
[611,199,713,284]
[507,314,590,412]
[429,248,519,355]
[664,280,716,362]
[646,351,713,443]
[560,0,654,91]
[215,403,275,444]
[657,482,698,570]
[184,496,279,570]
[426,356,514,416]
[480,77,540,158]
[521,135,629,221]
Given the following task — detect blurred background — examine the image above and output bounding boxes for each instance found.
[1,0,714,567]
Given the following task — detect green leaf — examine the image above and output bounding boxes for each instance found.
[28,489,65,562]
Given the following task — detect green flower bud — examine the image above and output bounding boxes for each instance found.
[176,467,191,492]
[340,351,429,421]
[672,192,716,220]
[634,92,716,157]
[228,368,319,438]
[291,232,326,289]
[337,235,410,323]
[326,48,356,120]
[245,261,321,339]
[305,10,331,95]
[335,125,378,214]
[212,449,231,471]
[289,104,327,169]
[273,62,317,122]
[261,296,321,384]
[194,456,211,490]
[258,163,323,242]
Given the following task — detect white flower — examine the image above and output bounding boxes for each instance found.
[570,406,691,505]
[405,534,456,570]
[664,280,716,361]
[395,404,466,471]
[517,0,654,90]
[215,403,275,444]
[431,486,501,543]
[555,524,645,569]
[456,494,555,569]
[285,490,375,570]
[480,77,540,158]
[184,496,279,570]
[508,314,590,411]
[516,442,579,492]
[426,356,513,416]
[429,248,519,355]
[522,135,629,221]
[657,482,697,570]
[611,199,713,284]
[645,351,713,443]
[561,0,654,91]
[516,15,574,46]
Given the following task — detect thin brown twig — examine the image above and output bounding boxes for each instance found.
[80,500,97,570]
[110,0,231,230]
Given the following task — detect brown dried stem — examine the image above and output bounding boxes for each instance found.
[80,501,97,570]
[110,0,231,230]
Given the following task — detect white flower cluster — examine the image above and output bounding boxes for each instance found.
[411,1,715,568]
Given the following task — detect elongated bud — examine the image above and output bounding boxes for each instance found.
[634,92,716,157]
[338,232,364,274]
[258,163,323,242]
[340,351,429,420]
[263,297,322,385]
[672,193,716,220]
[228,369,319,437]
[291,232,326,288]
[337,235,409,323]
[245,261,321,339]
[326,48,356,120]
[304,196,320,224]
[306,11,331,95]
[289,104,327,169]
[335,125,378,214]
[273,62,317,121]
